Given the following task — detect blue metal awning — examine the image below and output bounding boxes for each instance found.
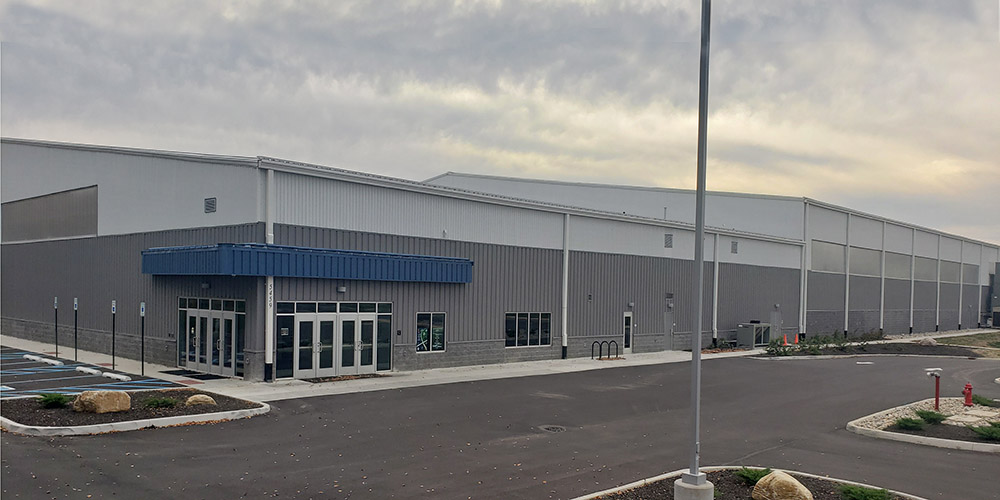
[141,243,472,283]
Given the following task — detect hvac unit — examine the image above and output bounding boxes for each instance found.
[736,322,772,347]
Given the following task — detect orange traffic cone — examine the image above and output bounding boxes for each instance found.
[783,334,788,346]
[794,334,799,344]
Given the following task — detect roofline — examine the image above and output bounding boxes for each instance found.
[258,157,804,246]
[1,137,258,168]
[803,198,1000,250]
[424,171,806,203]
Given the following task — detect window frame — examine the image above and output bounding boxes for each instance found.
[504,311,553,348]
[416,312,447,353]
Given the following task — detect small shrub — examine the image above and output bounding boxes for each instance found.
[144,397,179,409]
[969,423,1000,441]
[839,484,891,500]
[37,393,72,409]
[894,417,924,431]
[971,394,999,408]
[765,340,793,356]
[733,467,772,486]
[832,335,849,351]
[915,409,947,425]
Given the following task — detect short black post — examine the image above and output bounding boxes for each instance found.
[54,297,59,358]
[74,298,79,361]
[140,302,146,377]
[111,300,117,371]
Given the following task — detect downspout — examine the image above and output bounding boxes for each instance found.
[844,213,851,336]
[265,167,276,380]
[978,244,983,327]
[879,221,886,334]
[959,241,964,330]
[711,232,719,346]
[909,228,915,334]
[801,201,809,335]
[935,235,941,331]
[561,213,570,359]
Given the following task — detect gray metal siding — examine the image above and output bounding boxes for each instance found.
[2,185,98,242]
[912,280,938,333]
[0,223,263,366]
[939,283,960,329]
[807,271,845,334]
[717,263,800,337]
[883,278,911,334]
[273,224,563,369]
[962,284,978,327]
[847,275,881,335]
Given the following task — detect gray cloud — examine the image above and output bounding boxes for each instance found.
[1,0,997,243]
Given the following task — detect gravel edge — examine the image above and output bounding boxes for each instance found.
[0,403,270,436]
[845,399,1000,453]
[569,466,927,500]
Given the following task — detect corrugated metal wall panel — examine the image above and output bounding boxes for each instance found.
[273,225,562,345]
[939,283,960,329]
[1,223,263,365]
[962,284,979,327]
[274,172,565,250]
[717,263,800,337]
[849,276,881,310]
[883,279,911,334]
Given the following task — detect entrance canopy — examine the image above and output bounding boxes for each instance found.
[142,243,473,283]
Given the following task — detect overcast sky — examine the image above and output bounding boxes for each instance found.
[1,0,997,243]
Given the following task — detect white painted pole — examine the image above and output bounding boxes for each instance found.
[711,233,719,344]
[562,213,570,359]
[879,221,886,333]
[265,167,276,380]
[844,213,851,336]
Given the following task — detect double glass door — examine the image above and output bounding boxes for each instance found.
[186,309,238,376]
[294,313,376,378]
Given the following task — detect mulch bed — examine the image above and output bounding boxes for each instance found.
[1,388,262,427]
[888,423,998,443]
[605,469,905,499]
[763,343,981,357]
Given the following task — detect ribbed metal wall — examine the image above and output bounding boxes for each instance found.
[806,271,845,334]
[274,172,565,250]
[717,263,800,336]
[912,281,937,333]
[0,223,263,364]
[273,224,562,345]
[848,275,881,334]
[939,283,960,330]
[883,278,911,334]
[962,284,979,327]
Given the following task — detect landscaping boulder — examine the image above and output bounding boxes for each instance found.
[72,390,131,414]
[752,470,813,500]
[918,338,938,346]
[186,394,217,406]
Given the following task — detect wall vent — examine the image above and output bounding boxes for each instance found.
[664,233,673,248]
[204,197,217,213]
[731,241,739,254]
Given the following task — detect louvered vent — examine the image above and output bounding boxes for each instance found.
[731,241,739,254]
[664,233,673,248]
[204,197,217,213]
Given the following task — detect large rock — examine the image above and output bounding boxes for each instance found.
[752,470,813,500]
[186,394,217,406]
[72,390,131,414]
[918,338,938,346]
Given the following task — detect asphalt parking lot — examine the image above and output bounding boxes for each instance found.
[2,354,999,499]
[0,346,178,399]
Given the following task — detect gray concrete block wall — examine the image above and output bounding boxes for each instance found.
[2,317,176,366]
[632,332,667,352]
[392,340,561,371]
[912,311,937,333]
[883,310,910,334]
[806,310,844,336]
[846,311,880,336]
[939,311,959,331]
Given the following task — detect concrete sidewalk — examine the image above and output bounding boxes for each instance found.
[2,334,760,402]
[4,328,992,403]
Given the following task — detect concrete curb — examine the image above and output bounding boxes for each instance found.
[570,466,927,500]
[750,354,987,361]
[846,400,1000,454]
[0,403,270,437]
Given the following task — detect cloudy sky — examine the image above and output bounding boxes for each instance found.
[2,0,997,243]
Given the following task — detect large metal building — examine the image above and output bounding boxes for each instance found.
[2,138,997,382]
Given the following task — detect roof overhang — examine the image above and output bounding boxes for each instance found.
[141,243,472,283]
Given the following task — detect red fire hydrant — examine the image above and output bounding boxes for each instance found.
[963,383,974,407]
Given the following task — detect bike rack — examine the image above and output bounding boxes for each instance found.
[591,340,620,360]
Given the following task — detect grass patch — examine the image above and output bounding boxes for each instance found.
[894,417,924,431]
[37,393,73,409]
[733,467,771,486]
[971,394,999,408]
[934,331,1000,348]
[143,397,179,409]
[839,484,892,500]
[969,422,1000,441]
[915,409,947,425]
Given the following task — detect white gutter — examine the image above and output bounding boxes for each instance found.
[909,228,915,333]
[265,167,276,379]
[801,201,809,334]
[712,233,719,343]
[844,213,851,336]
[879,221,886,333]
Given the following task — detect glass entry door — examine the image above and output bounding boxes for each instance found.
[338,314,377,375]
[294,313,338,379]
[185,309,237,377]
[623,312,633,354]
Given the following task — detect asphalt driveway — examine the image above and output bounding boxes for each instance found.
[3,355,999,499]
